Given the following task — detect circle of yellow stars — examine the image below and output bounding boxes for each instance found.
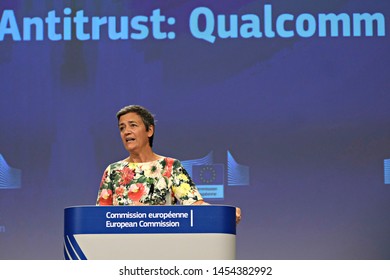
[199,165,216,184]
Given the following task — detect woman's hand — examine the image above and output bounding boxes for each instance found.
[236,207,241,224]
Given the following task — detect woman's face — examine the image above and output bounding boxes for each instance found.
[118,112,154,154]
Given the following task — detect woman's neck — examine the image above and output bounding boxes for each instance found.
[128,149,160,163]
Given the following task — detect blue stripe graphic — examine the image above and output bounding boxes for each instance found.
[227,150,249,186]
[0,154,21,189]
[64,235,87,260]
[384,159,390,184]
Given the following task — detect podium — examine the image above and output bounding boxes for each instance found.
[64,205,236,260]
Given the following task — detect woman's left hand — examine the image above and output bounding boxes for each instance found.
[236,207,242,224]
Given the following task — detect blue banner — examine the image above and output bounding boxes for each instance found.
[64,205,236,235]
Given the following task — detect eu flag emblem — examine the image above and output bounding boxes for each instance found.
[192,164,224,199]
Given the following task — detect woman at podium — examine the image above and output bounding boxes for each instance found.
[96,105,208,206]
[96,105,241,223]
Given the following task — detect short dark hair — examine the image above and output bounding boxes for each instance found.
[116,105,155,147]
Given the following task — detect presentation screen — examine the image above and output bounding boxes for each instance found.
[0,0,389,259]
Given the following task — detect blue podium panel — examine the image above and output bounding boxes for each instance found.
[64,205,236,260]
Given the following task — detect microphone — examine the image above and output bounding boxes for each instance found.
[148,183,155,199]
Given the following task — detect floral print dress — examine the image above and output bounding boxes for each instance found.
[96,157,203,206]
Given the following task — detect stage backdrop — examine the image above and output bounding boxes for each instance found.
[0,0,389,259]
